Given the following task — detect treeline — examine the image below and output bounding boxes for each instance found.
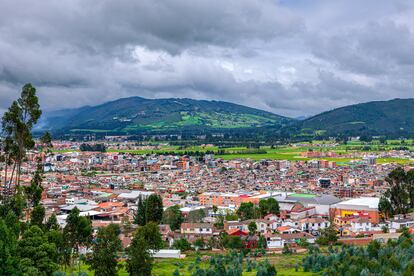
[302,230,414,275]
[174,252,277,276]
[79,143,106,152]
[379,168,414,218]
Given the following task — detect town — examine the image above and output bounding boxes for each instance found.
[2,0,414,274]
[9,139,414,252]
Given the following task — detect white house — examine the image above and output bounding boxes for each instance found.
[299,218,330,233]
[265,235,284,249]
[390,216,414,230]
[180,223,213,235]
[350,218,372,232]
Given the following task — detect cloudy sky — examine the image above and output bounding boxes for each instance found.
[1,0,414,117]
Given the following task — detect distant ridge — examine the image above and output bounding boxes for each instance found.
[300,98,414,135]
[42,96,294,134]
[41,97,414,137]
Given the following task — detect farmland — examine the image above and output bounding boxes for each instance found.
[54,139,414,166]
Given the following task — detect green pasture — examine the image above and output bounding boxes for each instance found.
[60,252,308,276]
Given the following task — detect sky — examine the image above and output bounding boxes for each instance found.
[1,0,414,118]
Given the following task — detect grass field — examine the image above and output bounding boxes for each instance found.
[62,252,308,276]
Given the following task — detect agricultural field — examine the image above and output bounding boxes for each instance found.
[54,139,414,165]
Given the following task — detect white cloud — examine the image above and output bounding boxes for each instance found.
[0,0,413,118]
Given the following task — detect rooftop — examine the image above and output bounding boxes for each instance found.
[336,197,380,209]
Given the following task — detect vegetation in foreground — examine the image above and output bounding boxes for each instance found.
[303,230,414,275]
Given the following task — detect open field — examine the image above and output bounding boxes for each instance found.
[53,140,414,165]
[60,252,308,276]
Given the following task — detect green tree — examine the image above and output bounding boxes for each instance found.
[88,224,123,276]
[237,202,256,220]
[384,168,410,215]
[186,208,207,223]
[126,237,152,276]
[40,131,53,149]
[2,84,42,191]
[47,229,68,269]
[18,225,58,275]
[256,259,277,276]
[266,198,280,215]
[126,222,163,275]
[173,238,192,251]
[145,194,163,224]
[0,189,26,219]
[25,160,44,207]
[259,198,280,217]
[0,218,21,275]
[193,238,206,250]
[134,195,163,226]
[224,236,244,249]
[162,205,183,231]
[316,224,338,246]
[63,207,93,270]
[248,221,257,236]
[258,235,267,249]
[30,204,45,228]
[45,214,60,231]
[134,196,146,226]
[379,196,393,219]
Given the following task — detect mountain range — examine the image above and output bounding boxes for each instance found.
[41,97,292,135]
[41,97,414,137]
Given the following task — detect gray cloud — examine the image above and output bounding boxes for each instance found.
[1,0,414,118]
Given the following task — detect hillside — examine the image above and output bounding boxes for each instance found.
[42,97,293,134]
[301,98,414,135]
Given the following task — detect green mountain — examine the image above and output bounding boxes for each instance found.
[43,97,293,134]
[300,98,414,136]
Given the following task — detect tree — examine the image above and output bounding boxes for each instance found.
[2,84,42,192]
[385,168,409,215]
[134,195,163,226]
[223,236,244,249]
[162,205,183,231]
[126,237,152,276]
[40,131,53,149]
[186,208,207,223]
[379,168,414,217]
[63,207,93,270]
[0,189,26,219]
[0,218,21,275]
[258,235,267,249]
[88,224,122,276]
[134,196,146,226]
[30,205,45,228]
[25,158,44,208]
[257,260,277,276]
[127,222,163,275]
[316,224,338,246]
[237,202,257,220]
[248,221,257,236]
[259,198,280,217]
[173,238,192,251]
[193,238,206,250]
[282,244,292,255]
[17,225,58,275]
[45,214,60,231]
[379,196,393,219]
[47,228,68,269]
[145,194,163,224]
